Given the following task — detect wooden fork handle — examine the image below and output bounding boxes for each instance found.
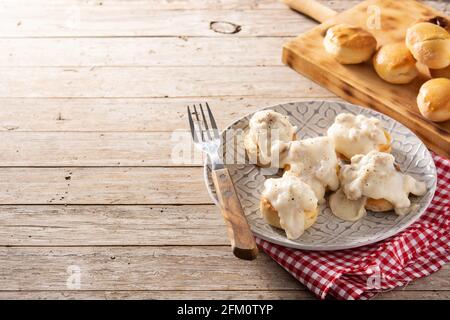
[212,168,258,260]
[282,0,338,23]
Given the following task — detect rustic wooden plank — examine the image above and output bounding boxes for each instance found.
[0,0,445,41]
[0,290,316,300]
[0,97,339,132]
[0,0,447,302]
[0,246,304,291]
[393,266,450,290]
[0,205,229,246]
[0,7,315,37]
[0,66,330,98]
[1,0,367,12]
[0,0,446,15]
[374,290,450,300]
[0,289,449,300]
[0,37,290,67]
[0,167,211,204]
[0,246,447,291]
[0,131,205,166]
[0,0,286,11]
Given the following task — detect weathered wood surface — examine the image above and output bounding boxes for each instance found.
[0,290,449,300]
[0,97,337,132]
[0,205,228,246]
[0,246,447,291]
[0,38,290,67]
[0,8,315,37]
[0,0,448,300]
[0,66,332,98]
[0,167,210,204]
[0,131,204,166]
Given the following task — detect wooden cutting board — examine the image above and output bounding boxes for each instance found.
[282,0,450,157]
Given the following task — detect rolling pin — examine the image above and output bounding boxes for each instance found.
[282,0,338,23]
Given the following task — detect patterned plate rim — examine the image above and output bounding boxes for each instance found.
[203,100,437,251]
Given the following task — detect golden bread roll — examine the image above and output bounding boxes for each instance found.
[406,22,450,69]
[323,24,377,64]
[373,43,419,84]
[417,78,450,122]
[260,198,318,230]
[365,197,394,212]
[430,65,450,79]
[339,151,426,215]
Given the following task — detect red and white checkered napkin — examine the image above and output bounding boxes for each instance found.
[257,153,450,300]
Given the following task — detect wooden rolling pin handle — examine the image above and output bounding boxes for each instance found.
[212,168,258,260]
[282,0,338,23]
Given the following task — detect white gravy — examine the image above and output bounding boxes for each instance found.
[327,113,387,159]
[262,173,318,239]
[272,136,339,203]
[339,151,427,216]
[329,188,367,221]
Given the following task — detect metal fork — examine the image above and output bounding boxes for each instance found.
[188,103,258,260]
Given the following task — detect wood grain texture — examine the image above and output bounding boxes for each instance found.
[283,0,450,157]
[0,66,330,98]
[0,289,449,300]
[0,131,203,166]
[0,167,211,204]
[1,0,447,12]
[0,7,315,37]
[0,246,303,291]
[0,97,339,132]
[212,168,258,260]
[0,205,228,246]
[0,0,448,300]
[0,37,291,67]
[0,290,316,300]
[0,246,447,291]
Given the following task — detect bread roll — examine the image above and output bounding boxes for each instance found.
[323,24,377,64]
[373,43,419,84]
[365,198,394,212]
[417,78,450,122]
[260,198,318,230]
[430,65,450,79]
[244,110,297,167]
[406,22,450,69]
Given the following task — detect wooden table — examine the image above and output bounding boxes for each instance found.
[0,0,448,300]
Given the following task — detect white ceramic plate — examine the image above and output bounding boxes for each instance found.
[204,101,437,251]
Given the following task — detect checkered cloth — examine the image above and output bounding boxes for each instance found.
[257,153,450,300]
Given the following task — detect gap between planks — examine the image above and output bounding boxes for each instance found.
[0,9,316,38]
[0,37,291,67]
[0,246,447,291]
[0,97,341,132]
[0,66,332,98]
[0,167,212,204]
[0,1,446,39]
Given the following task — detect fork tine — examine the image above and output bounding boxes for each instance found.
[205,102,219,138]
[187,106,199,143]
[199,103,212,140]
[193,104,204,142]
